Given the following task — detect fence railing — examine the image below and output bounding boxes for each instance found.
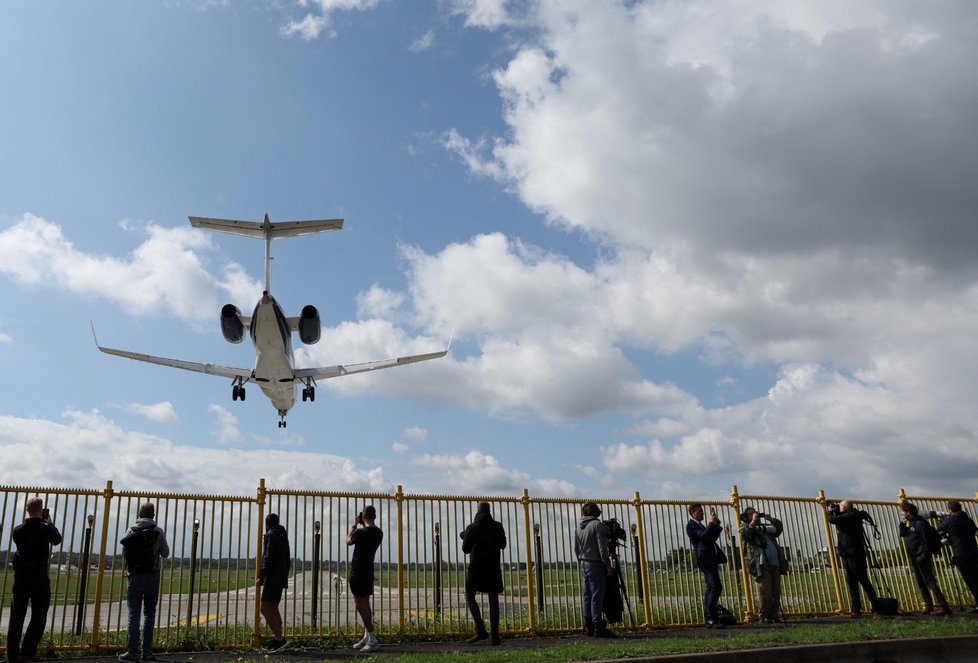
[0,480,975,653]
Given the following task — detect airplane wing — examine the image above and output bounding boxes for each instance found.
[294,349,447,381]
[93,326,253,381]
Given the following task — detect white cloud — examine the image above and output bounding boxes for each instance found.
[0,215,261,325]
[208,404,242,444]
[403,426,427,442]
[409,29,435,53]
[127,401,180,424]
[0,410,390,494]
[0,332,12,345]
[411,450,577,496]
[451,0,518,29]
[281,0,384,40]
[392,442,409,454]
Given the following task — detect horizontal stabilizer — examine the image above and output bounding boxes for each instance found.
[189,216,343,239]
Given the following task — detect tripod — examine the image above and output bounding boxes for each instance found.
[606,542,636,630]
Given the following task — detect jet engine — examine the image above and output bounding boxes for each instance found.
[221,304,245,343]
[298,305,321,345]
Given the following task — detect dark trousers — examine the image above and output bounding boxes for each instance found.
[464,585,499,635]
[909,554,949,610]
[956,558,978,606]
[756,565,782,620]
[126,572,161,657]
[7,576,51,663]
[841,553,878,613]
[700,566,722,620]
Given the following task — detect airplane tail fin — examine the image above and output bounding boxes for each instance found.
[189,213,344,293]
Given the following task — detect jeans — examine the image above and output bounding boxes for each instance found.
[909,554,948,610]
[580,561,606,623]
[126,572,161,657]
[7,575,51,663]
[701,566,722,620]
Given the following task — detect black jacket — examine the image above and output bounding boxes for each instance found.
[899,516,938,559]
[686,518,722,570]
[938,511,978,565]
[827,507,871,557]
[12,517,62,581]
[259,525,291,588]
[461,512,507,594]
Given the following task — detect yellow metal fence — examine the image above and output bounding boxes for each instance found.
[0,481,975,653]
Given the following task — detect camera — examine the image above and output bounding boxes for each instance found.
[41,508,50,522]
[826,502,839,512]
[356,512,364,526]
[602,518,627,547]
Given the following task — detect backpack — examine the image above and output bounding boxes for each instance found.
[715,604,738,626]
[121,527,160,574]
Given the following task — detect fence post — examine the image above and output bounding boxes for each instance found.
[311,520,321,633]
[533,524,544,614]
[629,524,642,602]
[817,490,846,614]
[187,519,200,628]
[396,484,405,634]
[521,488,537,634]
[731,484,755,623]
[631,492,652,627]
[89,480,114,653]
[75,514,95,636]
[434,522,442,617]
[252,478,266,647]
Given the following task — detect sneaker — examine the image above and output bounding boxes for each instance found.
[265,639,289,654]
[490,634,502,646]
[142,654,157,661]
[933,607,951,617]
[466,632,488,644]
[352,634,369,650]
[119,654,138,663]
[849,611,862,619]
[360,637,381,653]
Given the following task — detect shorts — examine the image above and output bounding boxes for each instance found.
[261,583,285,604]
[348,574,374,598]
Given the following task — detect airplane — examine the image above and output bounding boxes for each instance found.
[94,213,447,428]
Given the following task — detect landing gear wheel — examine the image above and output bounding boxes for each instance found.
[308,387,315,402]
[232,385,240,401]
[239,387,246,401]
[301,388,308,402]
[278,420,287,429]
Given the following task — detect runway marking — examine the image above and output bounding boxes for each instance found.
[170,613,221,626]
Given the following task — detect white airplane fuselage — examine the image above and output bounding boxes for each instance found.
[251,292,295,414]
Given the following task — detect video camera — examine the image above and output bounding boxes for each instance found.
[603,518,628,549]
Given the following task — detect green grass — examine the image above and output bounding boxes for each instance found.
[285,618,976,662]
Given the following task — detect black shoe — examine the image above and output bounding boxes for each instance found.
[142,655,157,661]
[490,634,502,646]
[593,621,618,638]
[706,619,726,629]
[466,632,488,644]
[265,639,288,654]
[583,618,594,637]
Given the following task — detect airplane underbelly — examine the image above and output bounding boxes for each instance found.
[255,349,295,411]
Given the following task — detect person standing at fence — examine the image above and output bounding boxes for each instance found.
[938,501,978,612]
[119,502,170,662]
[574,502,616,638]
[348,505,384,653]
[460,502,507,645]
[7,497,62,663]
[739,506,788,624]
[257,512,291,654]
[899,501,951,616]
[827,500,881,618]
[686,504,725,627]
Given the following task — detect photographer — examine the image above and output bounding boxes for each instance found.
[8,498,62,663]
[686,504,724,627]
[257,513,290,654]
[574,502,615,638]
[827,500,881,617]
[899,501,951,616]
[460,502,507,645]
[347,505,384,652]
[937,501,978,611]
[739,506,788,623]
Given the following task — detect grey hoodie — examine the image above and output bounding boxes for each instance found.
[575,516,611,568]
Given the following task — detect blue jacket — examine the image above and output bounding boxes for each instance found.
[686,518,722,570]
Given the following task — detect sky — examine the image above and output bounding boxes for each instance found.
[1,0,976,503]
